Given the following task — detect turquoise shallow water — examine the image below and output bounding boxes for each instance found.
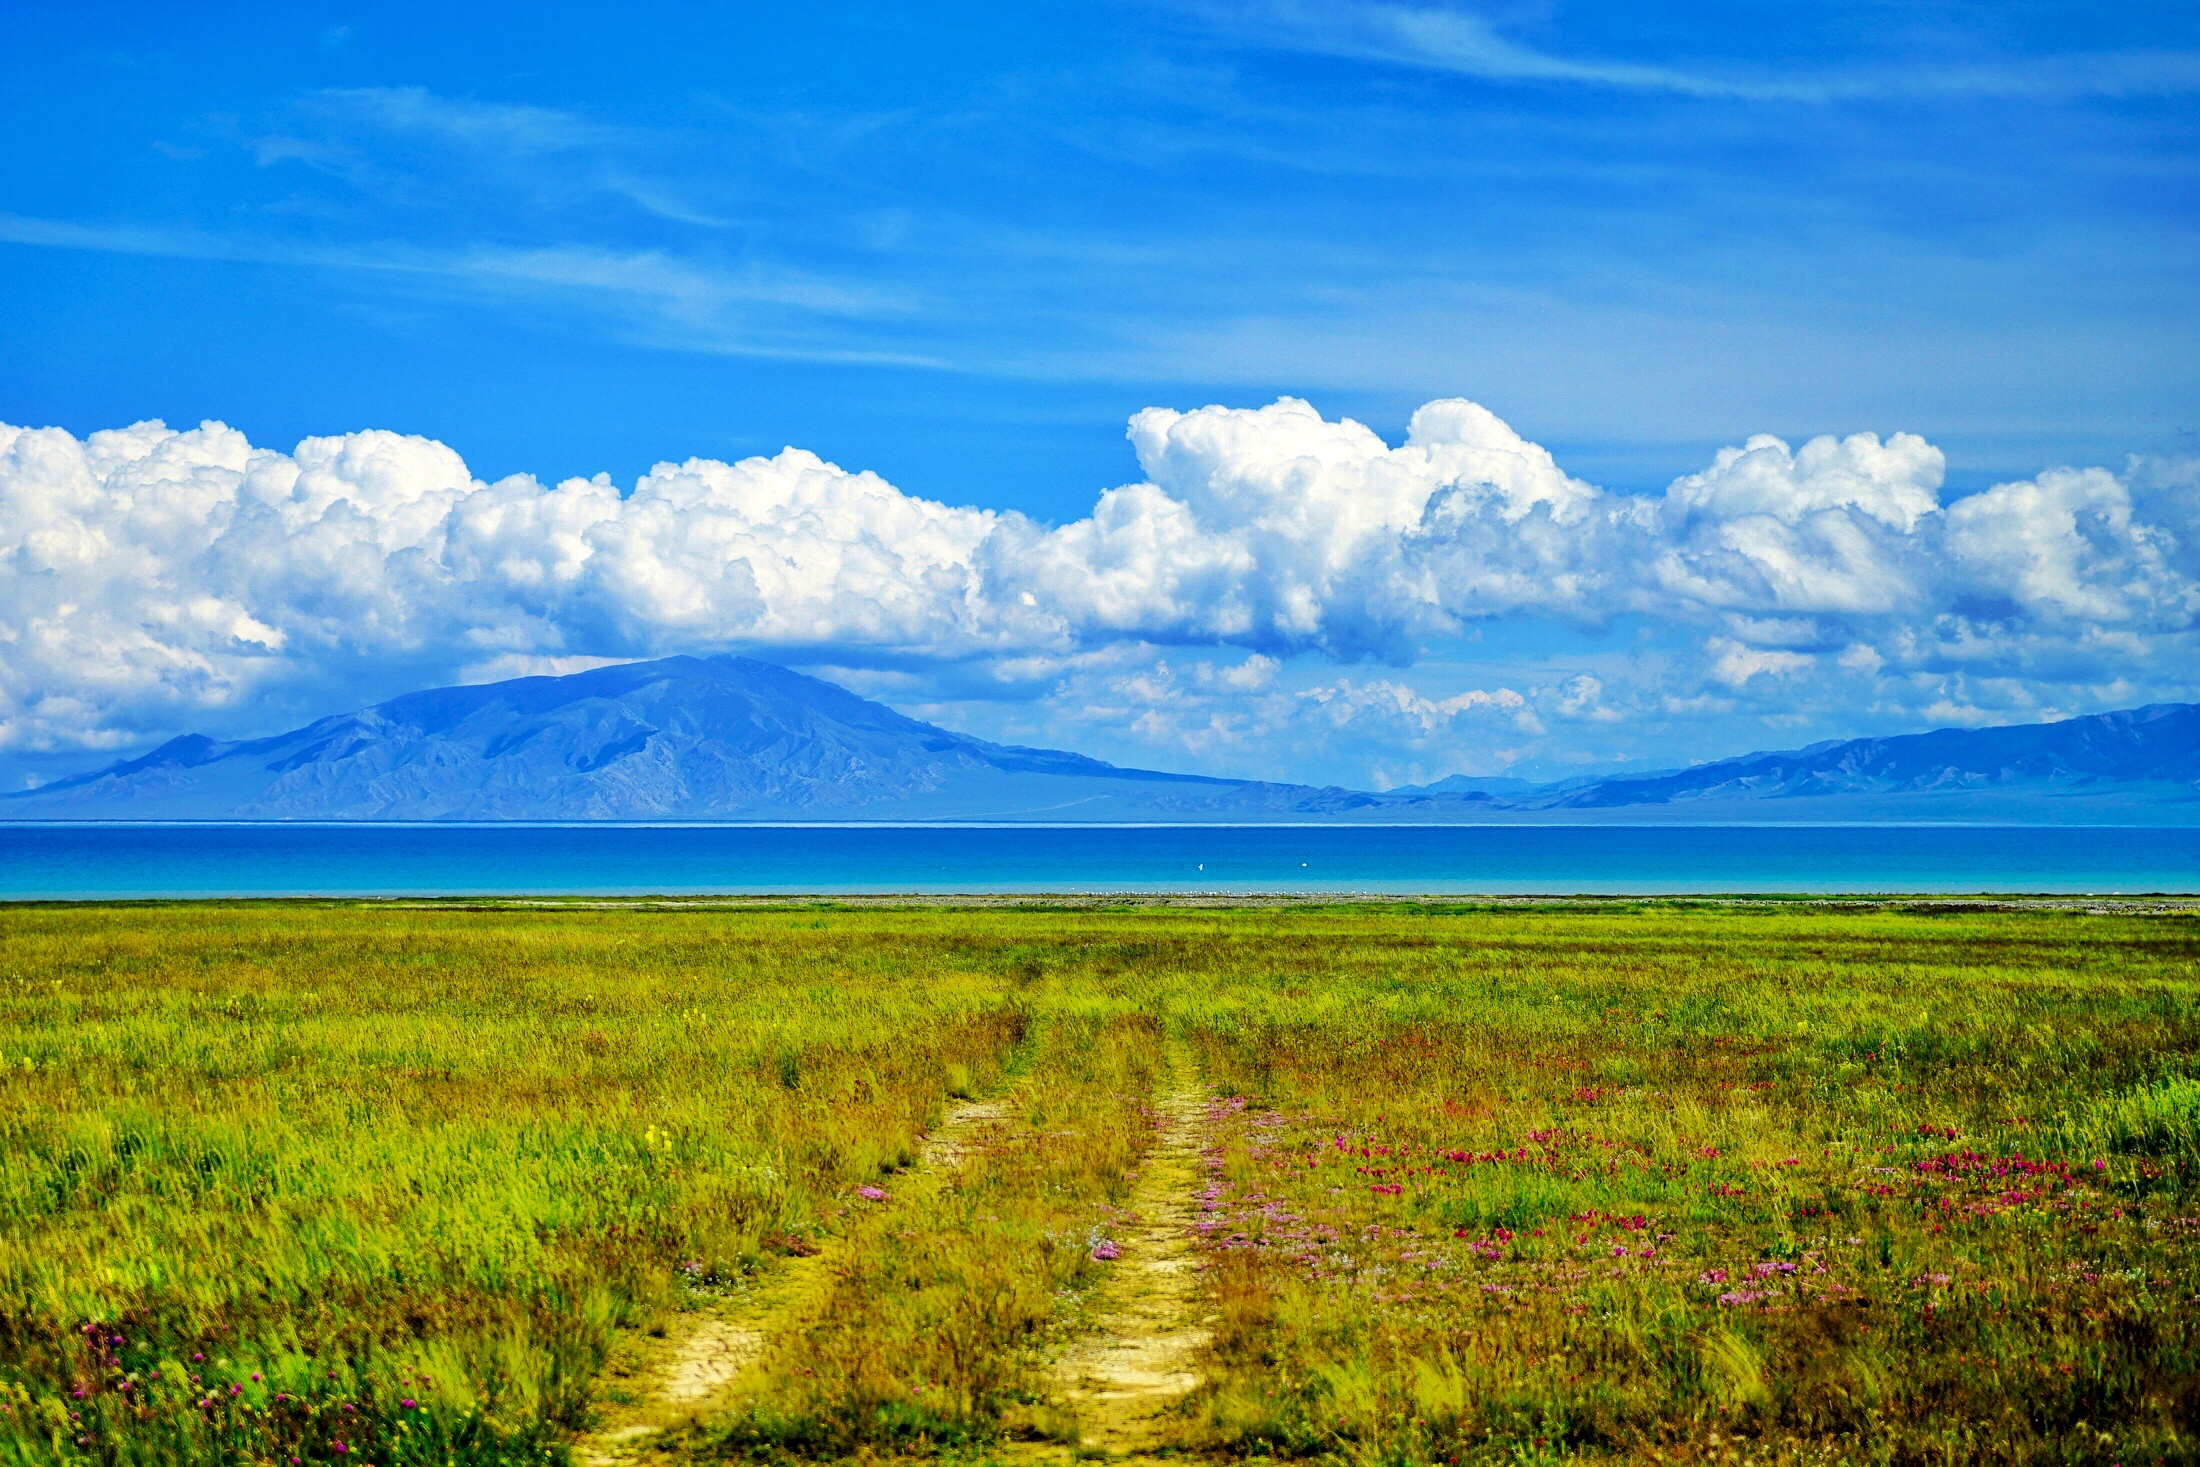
[0,822,2194,898]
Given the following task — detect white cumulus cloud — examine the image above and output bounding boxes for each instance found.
[0,397,2194,777]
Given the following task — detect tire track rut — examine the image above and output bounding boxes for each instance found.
[1036,1045,1213,1458]
[573,1091,1013,1463]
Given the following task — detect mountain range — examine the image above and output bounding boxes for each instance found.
[5,655,2197,822]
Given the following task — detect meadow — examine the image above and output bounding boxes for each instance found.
[0,900,2194,1465]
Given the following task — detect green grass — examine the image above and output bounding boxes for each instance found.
[0,900,2195,1464]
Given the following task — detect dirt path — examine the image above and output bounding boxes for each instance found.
[572,1091,1014,1464]
[1035,1045,1213,1458]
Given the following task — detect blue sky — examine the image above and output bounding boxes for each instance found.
[1,1,2197,788]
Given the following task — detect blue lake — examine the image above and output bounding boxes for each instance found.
[0,822,2194,898]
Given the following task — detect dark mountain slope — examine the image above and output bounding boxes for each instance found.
[1540,703,2200,810]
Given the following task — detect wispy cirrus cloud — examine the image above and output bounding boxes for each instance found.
[0,212,934,365]
[1223,1,2200,102]
[278,87,745,228]
[308,86,620,154]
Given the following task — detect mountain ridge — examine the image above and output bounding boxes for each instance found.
[5,655,2197,822]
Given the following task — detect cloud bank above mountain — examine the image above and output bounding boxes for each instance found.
[1,399,2193,783]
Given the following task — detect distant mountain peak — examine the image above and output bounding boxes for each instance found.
[5,659,2195,823]
[5,655,1242,822]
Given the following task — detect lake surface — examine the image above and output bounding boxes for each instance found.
[0,822,2194,898]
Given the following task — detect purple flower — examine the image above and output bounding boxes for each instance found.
[857,1185,887,1201]
[1091,1241,1121,1261]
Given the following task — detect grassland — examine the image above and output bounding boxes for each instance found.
[0,900,2195,1465]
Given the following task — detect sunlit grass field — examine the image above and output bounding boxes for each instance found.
[0,900,2195,1465]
